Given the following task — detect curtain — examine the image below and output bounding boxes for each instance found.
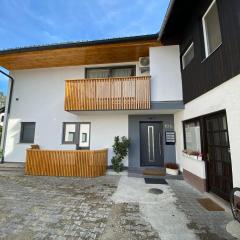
[86,67,134,78]
[111,68,133,77]
[86,69,109,78]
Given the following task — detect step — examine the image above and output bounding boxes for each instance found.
[0,162,24,169]
[0,171,24,176]
[0,168,24,172]
[0,163,25,176]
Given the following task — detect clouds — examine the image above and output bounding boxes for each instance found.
[0,0,169,49]
[0,0,170,94]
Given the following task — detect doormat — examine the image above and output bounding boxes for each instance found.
[144,178,168,185]
[143,169,166,176]
[197,198,225,211]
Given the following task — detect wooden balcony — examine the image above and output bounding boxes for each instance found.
[64,76,150,111]
[25,149,108,178]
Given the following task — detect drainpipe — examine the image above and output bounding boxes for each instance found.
[0,69,14,163]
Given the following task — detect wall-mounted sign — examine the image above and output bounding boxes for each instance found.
[165,131,176,145]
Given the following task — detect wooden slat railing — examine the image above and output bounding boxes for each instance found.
[25,149,108,178]
[64,76,150,111]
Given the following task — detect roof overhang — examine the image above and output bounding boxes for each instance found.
[0,34,161,71]
[158,0,199,45]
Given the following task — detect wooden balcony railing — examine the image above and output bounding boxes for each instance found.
[64,76,150,111]
[25,149,108,178]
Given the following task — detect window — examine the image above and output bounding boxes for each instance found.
[20,122,36,143]
[62,123,77,144]
[79,123,90,149]
[182,43,194,69]
[62,122,91,149]
[184,121,202,152]
[86,66,136,78]
[202,0,222,57]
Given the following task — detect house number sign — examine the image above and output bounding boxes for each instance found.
[165,131,176,145]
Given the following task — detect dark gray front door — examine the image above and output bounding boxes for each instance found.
[140,122,164,167]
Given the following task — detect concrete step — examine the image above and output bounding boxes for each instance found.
[0,168,24,172]
[0,163,25,176]
[0,162,24,168]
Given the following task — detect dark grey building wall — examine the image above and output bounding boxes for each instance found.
[128,114,176,169]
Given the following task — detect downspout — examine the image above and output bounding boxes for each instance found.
[0,69,14,163]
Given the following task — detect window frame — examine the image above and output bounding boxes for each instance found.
[182,42,194,70]
[78,122,91,150]
[183,119,202,152]
[85,65,136,78]
[20,122,36,144]
[62,122,79,144]
[202,0,222,58]
[62,122,91,149]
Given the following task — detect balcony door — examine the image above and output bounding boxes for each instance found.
[140,122,164,167]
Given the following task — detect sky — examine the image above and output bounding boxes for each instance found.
[0,0,170,95]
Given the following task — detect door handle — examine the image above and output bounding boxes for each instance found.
[159,132,162,155]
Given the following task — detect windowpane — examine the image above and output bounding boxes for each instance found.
[79,123,90,149]
[86,69,109,78]
[182,43,194,69]
[86,66,135,78]
[184,121,201,152]
[111,68,133,77]
[20,122,35,143]
[63,123,77,143]
[203,1,222,56]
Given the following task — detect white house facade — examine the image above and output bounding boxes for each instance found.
[0,0,239,203]
[0,37,183,174]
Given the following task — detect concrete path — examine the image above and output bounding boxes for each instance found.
[112,176,238,240]
[112,176,197,240]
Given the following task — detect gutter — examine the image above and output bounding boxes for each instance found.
[158,0,176,41]
[0,34,159,55]
[0,69,14,163]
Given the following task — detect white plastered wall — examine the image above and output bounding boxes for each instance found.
[4,45,184,165]
[150,45,183,102]
[175,73,240,187]
[4,63,131,165]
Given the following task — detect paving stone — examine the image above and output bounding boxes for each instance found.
[0,175,119,239]
[0,175,237,240]
[168,180,236,240]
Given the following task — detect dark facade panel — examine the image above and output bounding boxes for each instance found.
[180,0,240,103]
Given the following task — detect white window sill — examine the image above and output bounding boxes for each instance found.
[182,152,203,161]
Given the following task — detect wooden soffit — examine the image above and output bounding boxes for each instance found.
[0,38,161,70]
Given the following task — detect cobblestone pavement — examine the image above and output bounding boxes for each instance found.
[0,175,237,240]
[100,203,159,240]
[0,175,159,240]
[168,180,236,240]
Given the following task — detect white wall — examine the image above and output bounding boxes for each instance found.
[150,46,183,102]
[175,74,240,188]
[182,155,206,179]
[4,63,130,164]
[0,113,4,127]
[4,46,183,165]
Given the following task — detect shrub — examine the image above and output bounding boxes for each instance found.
[111,136,130,173]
